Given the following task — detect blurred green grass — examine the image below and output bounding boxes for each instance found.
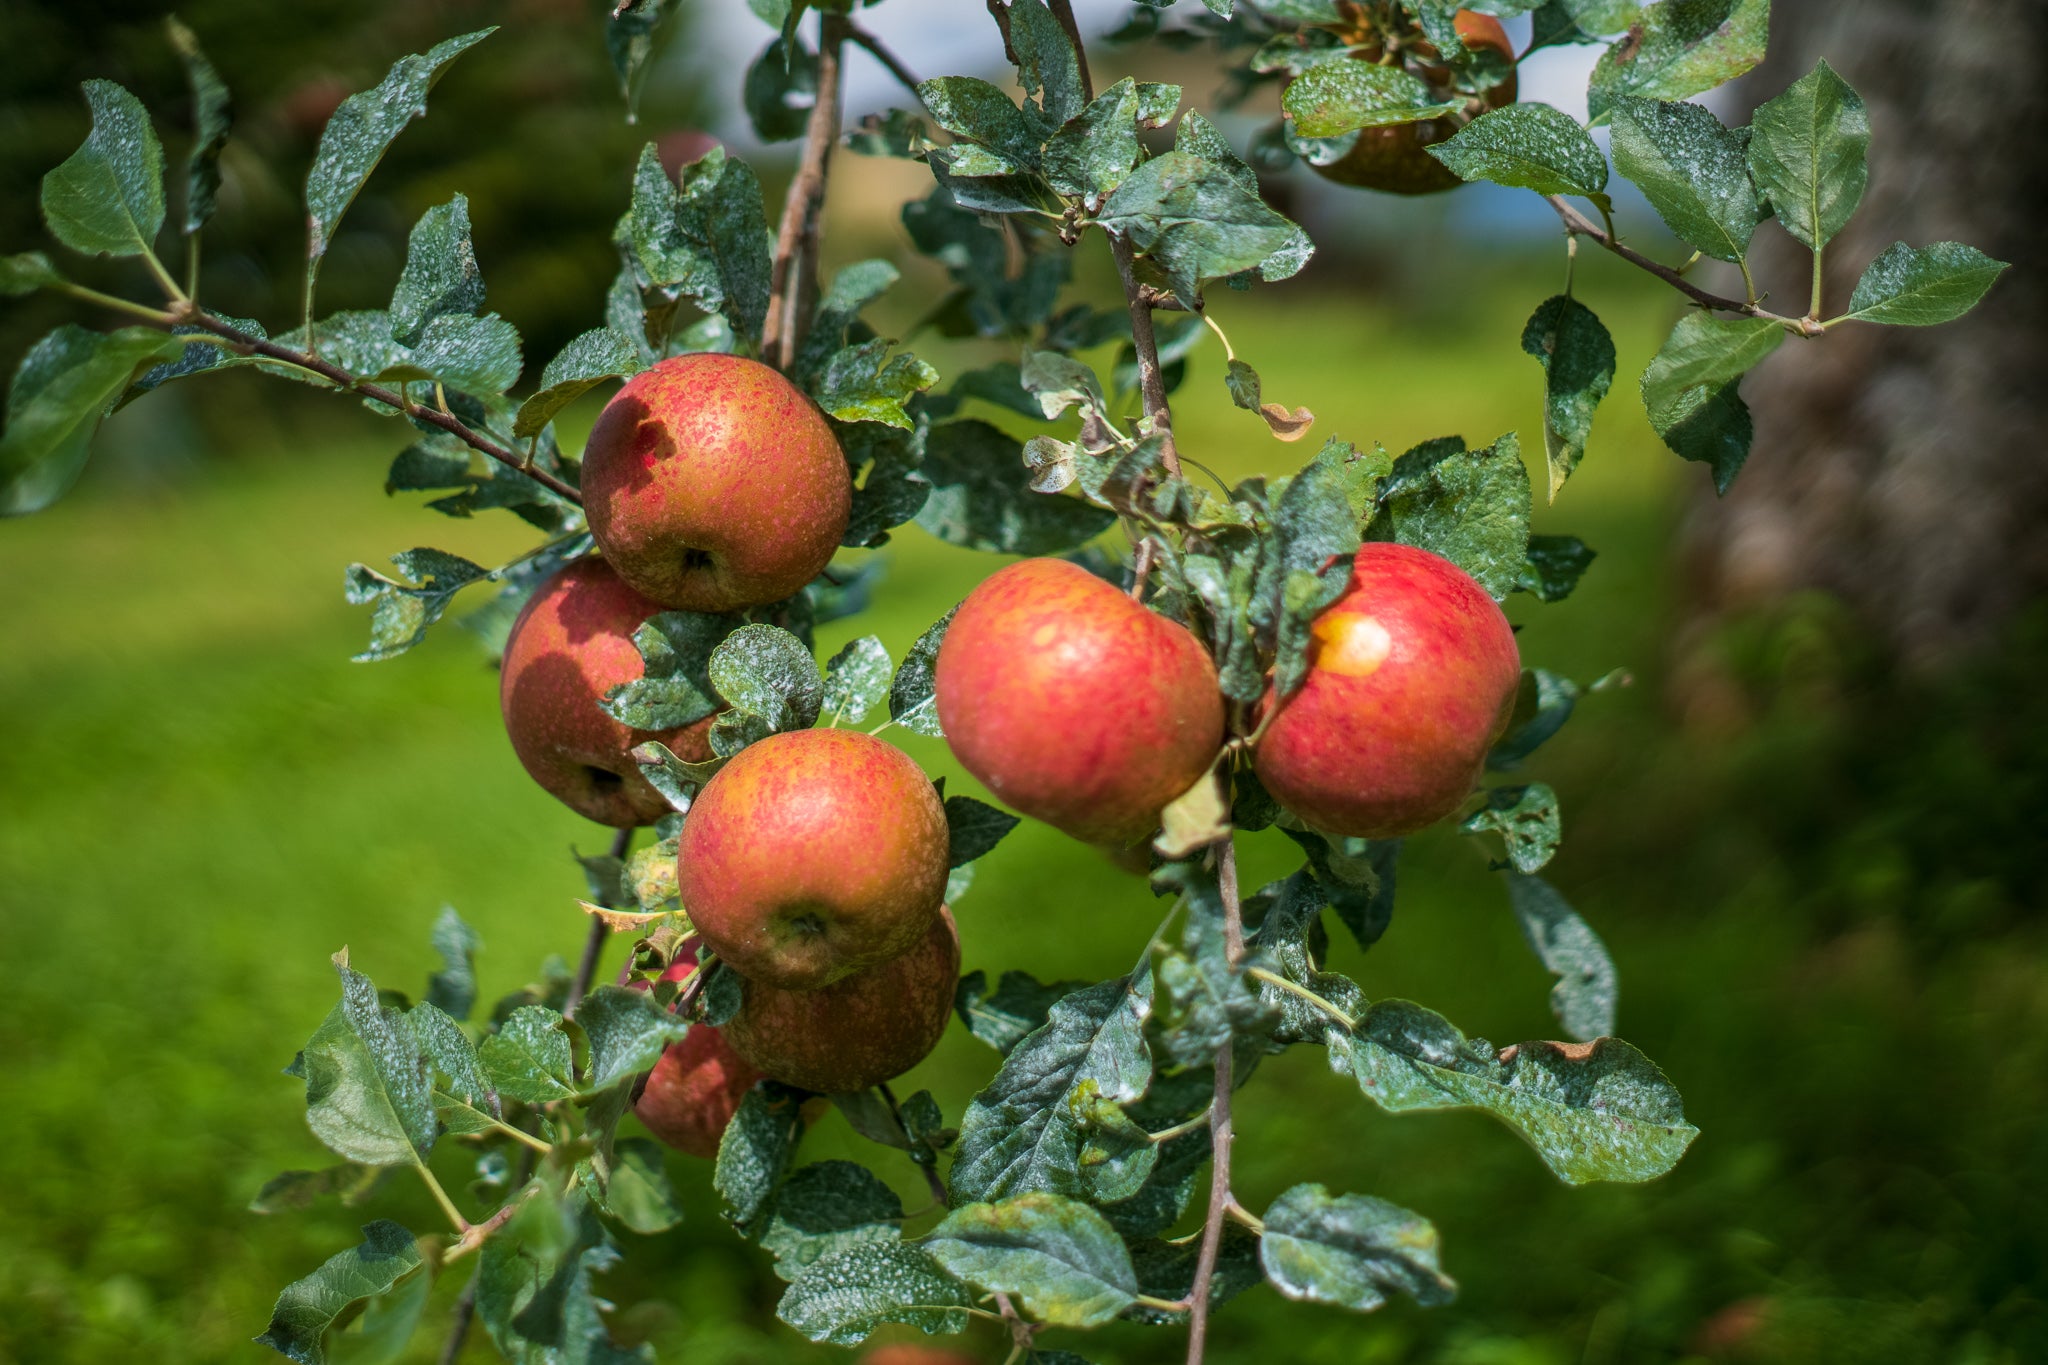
[2,258,2043,1365]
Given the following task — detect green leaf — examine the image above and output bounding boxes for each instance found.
[797,258,900,384]
[1096,151,1308,308]
[1489,667,1582,768]
[1841,242,2009,326]
[762,1161,905,1280]
[1607,97,1760,263]
[410,1000,496,1122]
[1428,102,1610,202]
[1377,434,1532,600]
[1520,295,1615,501]
[478,1005,576,1105]
[955,971,1086,1055]
[326,1265,431,1365]
[917,419,1117,555]
[41,80,165,258]
[306,30,494,259]
[250,1164,384,1214]
[627,144,774,348]
[1009,0,1087,124]
[916,77,1044,169]
[1149,861,1276,1068]
[945,795,1020,868]
[707,623,823,753]
[295,955,436,1167]
[1282,62,1458,138]
[1020,350,1109,422]
[474,1185,648,1364]
[716,1086,805,1239]
[1282,830,1400,954]
[1505,873,1616,1042]
[1516,534,1598,603]
[820,635,892,726]
[1460,783,1563,873]
[343,548,490,662]
[0,252,63,296]
[1746,59,1868,252]
[514,327,642,440]
[1639,313,1781,491]
[389,195,484,346]
[927,1193,1139,1328]
[165,18,232,236]
[1044,79,1143,198]
[952,978,1153,1204]
[600,609,742,731]
[423,907,481,1021]
[744,36,818,143]
[777,1243,975,1345]
[256,1222,424,1365]
[606,0,679,118]
[1253,437,1367,696]
[577,986,690,1093]
[1,325,188,516]
[1259,1184,1455,1313]
[814,339,938,429]
[888,607,954,737]
[842,421,933,548]
[1326,1001,1698,1183]
[401,313,523,397]
[597,1137,685,1234]
[1586,0,1769,124]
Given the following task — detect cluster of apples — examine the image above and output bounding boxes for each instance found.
[496,351,1523,1160]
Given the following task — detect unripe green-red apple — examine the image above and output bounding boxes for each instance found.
[1254,542,1520,838]
[499,557,715,828]
[580,353,851,612]
[723,907,960,1094]
[677,728,949,990]
[934,558,1225,847]
[1305,11,1517,196]
[632,955,762,1159]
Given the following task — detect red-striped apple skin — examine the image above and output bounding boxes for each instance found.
[723,908,960,1094]
[677,729,949,991]
[935,557,1225,847]
[1255,542,1521,838]
[499,557,715,828]
[580,353,850,611]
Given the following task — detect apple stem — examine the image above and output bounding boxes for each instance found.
[762,12,847,372]
[564,825,636,1020]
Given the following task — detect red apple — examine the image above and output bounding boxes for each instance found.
[934,558,1225,847]
[1307,11,1518,196]
[723,907,960,1094]
[1254,542,1520,838]
[580,353,851,611]
[677,728,949,990]
[499,557,715,828]
[859,1347,982,1365]
[632,956,762,1159]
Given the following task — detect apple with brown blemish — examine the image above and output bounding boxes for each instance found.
[1254,542,1521,838]
[581,353,851,612]
[676,728,949,991]
[499,557,716,828]
[934,557,1226,848]
[723,906,961,1094]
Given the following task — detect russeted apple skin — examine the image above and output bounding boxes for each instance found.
[934,558,1226,847]
[499,557,715,828]
[1311,11,1517,196]
[677,728,949,991]
[723,907,960,1094]
[580,353,851,612]
[631,957,762,1159]
[1255,542,1521,838]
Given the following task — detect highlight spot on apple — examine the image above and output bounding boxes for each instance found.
[1312,612,1394,677]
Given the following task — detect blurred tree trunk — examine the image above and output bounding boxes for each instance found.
[1673,0,2048,696]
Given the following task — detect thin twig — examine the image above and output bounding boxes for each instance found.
[564,826,635,1019]
[763,14,848,370]
[992,1291,1038,1353]
[436,1282,477,1365]
[1128,538,1157,602]
[1543,197,1822,337]
[846,23,923,100]
[1182,839,1245,1365]
[176,309,585,503]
